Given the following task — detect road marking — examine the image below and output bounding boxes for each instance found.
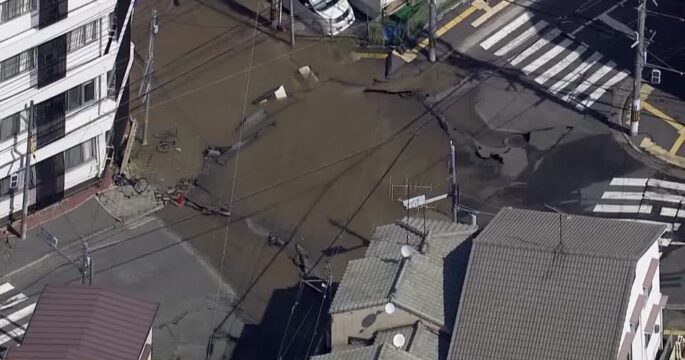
[601,191,643,200]
[522,38,573,75]
[0,304,35,330]
[401,5,478,63]
[593,204,652,214]
[494,20,547,57]
[610,178,648,187]
[480,12,533,50]
[471,0,510,28]
[561,61,615,103]
[353,52,388,59]
[642,101,684,131]
[510,28,562,66]
[578,70,629,109]
[670,134,685,155]
[661,208,685,218]
[649,178,685,192]
[549,52,602,94]
[602,191,685,204]
[535,45,587,84]
[0,293,27,311]
[626,219,680,232]
[597,13,635,38]
[0,324,26,345]
[0,283,14,297]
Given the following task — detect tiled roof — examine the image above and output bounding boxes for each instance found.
[311,344,423,360]
[332,217,477,328]
[448,208,663,360]
[375,322,447,360]
[6,284,159,360]
[474,208,665,258]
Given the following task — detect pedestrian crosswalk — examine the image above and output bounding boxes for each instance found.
[592,177,685,245]
[477,11,629,110]
[0,282,36,352]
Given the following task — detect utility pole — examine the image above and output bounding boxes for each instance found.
[428,0,437,63]
[289,0,295,48]
[20,101,34,240]
[450,140,458,223]
[271,0,282,29]
[630,0,647,136]
[140,9,159,146]
[81,242,92,285]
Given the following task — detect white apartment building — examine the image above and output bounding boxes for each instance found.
[0,0,134,220]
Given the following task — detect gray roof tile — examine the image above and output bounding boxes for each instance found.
[329,258,400,313]
[375,322,447,360]
[312,344,423,360]
[448,208,661,360]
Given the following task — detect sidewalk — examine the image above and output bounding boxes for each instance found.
[622,84,685,169]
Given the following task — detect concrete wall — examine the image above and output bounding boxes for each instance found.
[618,240,662,360]
[331,305,436,348]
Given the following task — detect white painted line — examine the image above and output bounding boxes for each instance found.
[610,177,648,187]
[535,45,587,84]
[548,52,602,94]
[471,0,510,28]
[510,28,562,66]
[0,293,27,311]
[661,208,685,218]
[494,20,547,57]
[0,304,34,330]
[0,283,14,297]
[561,61,615,103]
[522,38,573,75]
[578,70,629,109]
[0,324,26,345]
[593,204,652,214]
[648,179,685,192]
[598,13,635,38]
[601,191,643,200]
[480,12,533,50]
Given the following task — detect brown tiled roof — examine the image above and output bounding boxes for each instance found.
[6,284,158,360]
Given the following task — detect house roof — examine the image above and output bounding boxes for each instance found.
[6,284,159,360]
[374,322,448,360]
[330,217,476,328]
[448,208,665,360]
[311,344,422,360]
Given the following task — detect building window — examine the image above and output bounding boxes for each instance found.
[0,112,21,142]
[0,0,36,22]
[0,48,36,82]
[66,79,96,112]
[66,21,98,52]
[106,70,116,98]
[64,138,96,170]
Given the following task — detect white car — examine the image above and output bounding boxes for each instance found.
[285,0,356,36]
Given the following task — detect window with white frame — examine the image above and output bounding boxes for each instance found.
[66,20,98,52]
[0,0,36,23]
[0,111,23,142]
[64,137,96,170]
[0,48,36,82]
[66,79,96,112]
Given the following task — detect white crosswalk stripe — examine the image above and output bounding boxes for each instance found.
[474,10,631,110]
[494,20,548,57]
[561,62,615,103]
[535,45,587,84]
[0,282,36,350]
[577,70,629,109]
[591,177,685,246]
[480,12,533,50]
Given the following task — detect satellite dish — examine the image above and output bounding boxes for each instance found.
[384,302,396,314]
[392,334,406,348]
[400,245,415,258]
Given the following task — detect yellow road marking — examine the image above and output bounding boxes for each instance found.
[665,329,685,336]
[670,134,685,155]
[399,5,479,63]
[471,0,509,28]
[353,52,388,59]
[642,101,683,131]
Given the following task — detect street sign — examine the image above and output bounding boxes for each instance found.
[402,195,426,209]
[651,69,662,84]
[39,227,58,248]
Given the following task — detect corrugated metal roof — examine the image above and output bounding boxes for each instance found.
[475,208,664,258]
[448,208,659,360]
[6,284,158,360]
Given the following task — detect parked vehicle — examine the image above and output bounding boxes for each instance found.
[284,0,356,36]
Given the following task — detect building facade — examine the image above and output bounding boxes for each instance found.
[0,0,134,220]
